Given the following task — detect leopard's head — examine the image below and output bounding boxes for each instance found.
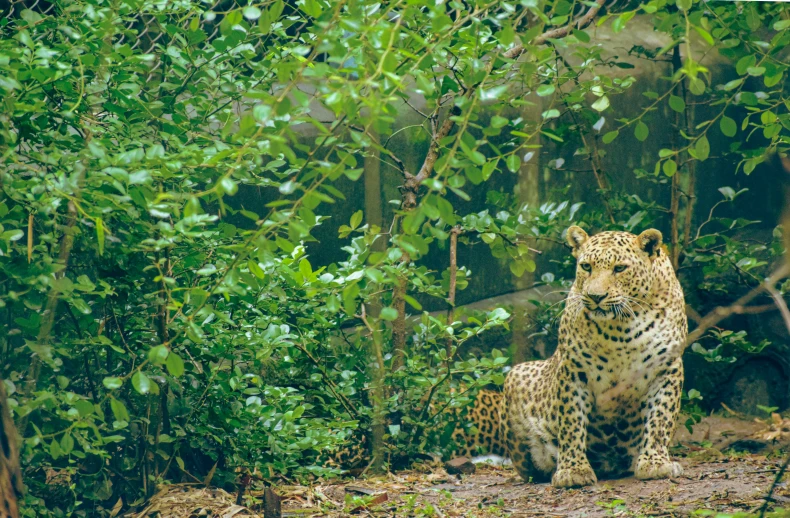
[565,226,662,320]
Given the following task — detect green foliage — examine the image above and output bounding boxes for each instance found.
[0,0,789,515]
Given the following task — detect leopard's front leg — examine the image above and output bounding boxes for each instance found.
[551,369,597,488]
[635,357,684,480]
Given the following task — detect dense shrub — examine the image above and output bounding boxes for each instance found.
[0,0,788,514]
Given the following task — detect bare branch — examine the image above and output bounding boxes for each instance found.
[686,262,790,346]
[765,279,790,335]
[412,109,459,183]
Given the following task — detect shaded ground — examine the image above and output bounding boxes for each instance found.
[131,415,790,517]
[273,414,790,517]
[274,455,787,517]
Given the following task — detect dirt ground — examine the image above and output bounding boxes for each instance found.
[273,455,787,517]
[132,415,790,518]
[272,415,790,517]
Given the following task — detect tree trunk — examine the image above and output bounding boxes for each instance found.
[0,379,22,518]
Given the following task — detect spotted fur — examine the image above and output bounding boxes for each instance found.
[503,227,686,487]
[325,228,686,484]
[321,389,507,471]
[450,389,506,458]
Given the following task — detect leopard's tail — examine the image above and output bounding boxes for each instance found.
[449,389,508,459]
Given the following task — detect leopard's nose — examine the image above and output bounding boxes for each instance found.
[588,293,608,304]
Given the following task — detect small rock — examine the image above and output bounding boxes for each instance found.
[444,457,476,475]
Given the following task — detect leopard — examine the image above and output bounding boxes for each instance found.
[502,226,687,487]
[323,227,687,487]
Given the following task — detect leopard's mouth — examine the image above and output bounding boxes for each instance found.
[584,303,623,319]
[585,301,636,320]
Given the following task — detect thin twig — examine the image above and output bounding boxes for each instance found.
[759,456,790,518]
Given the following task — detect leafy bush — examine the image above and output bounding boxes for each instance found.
[1,0,789,515]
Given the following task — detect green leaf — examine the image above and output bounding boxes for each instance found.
[490,116,508,128]
[774,19,790,30]
[299,258,313,279]
[662,160,677,177]
[103,377,123,390]
[380,307,398,321]
[2,230,23,242]
[541,109,560,120]
[591,96,610,112]
[718,187,736,200]
[74,400,94,417]
[634,122,649,142]
[132,371,153,395]
[50,439,62,460]
[572,29,590,43]
[60,433,74,455]
[612,12,634,33]
[166,353,185,378]
[403,294,422,311]
[536,84,555,97]
[71,297,91,315]
[220,177,238,196]
[720,116,737,137]
[540,130,564,142]
[743,157,759,175]
[669,95,685,113]
[721,78,744,91]
[506,154,521,173]
[676,0,691,11]
[482,161,497,181]
[243,5,262,19]
[689,77,705,96]
[480,84,508,101]
[326,295,341,313]
[350,210,363,229]
[342,283,360,315]
[96,217,105,256]
[602,130,619,144]
[509,261,526,277]
[148,345,169,365]
[736,55,756,76]
[248,260,265,279]
[765,72,783,88]
[110,398,130,422]
[693,26,714,46]
[694,135,710,161]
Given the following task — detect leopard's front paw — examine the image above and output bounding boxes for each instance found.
[552,464,597,488]
[635,455,683,480]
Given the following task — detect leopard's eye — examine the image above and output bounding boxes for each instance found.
[580,263,592,272]
[614,264,628,273]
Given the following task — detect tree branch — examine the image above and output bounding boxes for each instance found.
[685,262,790,347]
[503,0,608,60]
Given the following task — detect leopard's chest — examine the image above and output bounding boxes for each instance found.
[569,312,676,411]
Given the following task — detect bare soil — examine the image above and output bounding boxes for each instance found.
[131,415,790,517]
[274,455,786,517]
[273,415,790,517]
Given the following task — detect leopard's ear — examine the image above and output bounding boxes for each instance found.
[566,226,589,258]
[637,229,662,258]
